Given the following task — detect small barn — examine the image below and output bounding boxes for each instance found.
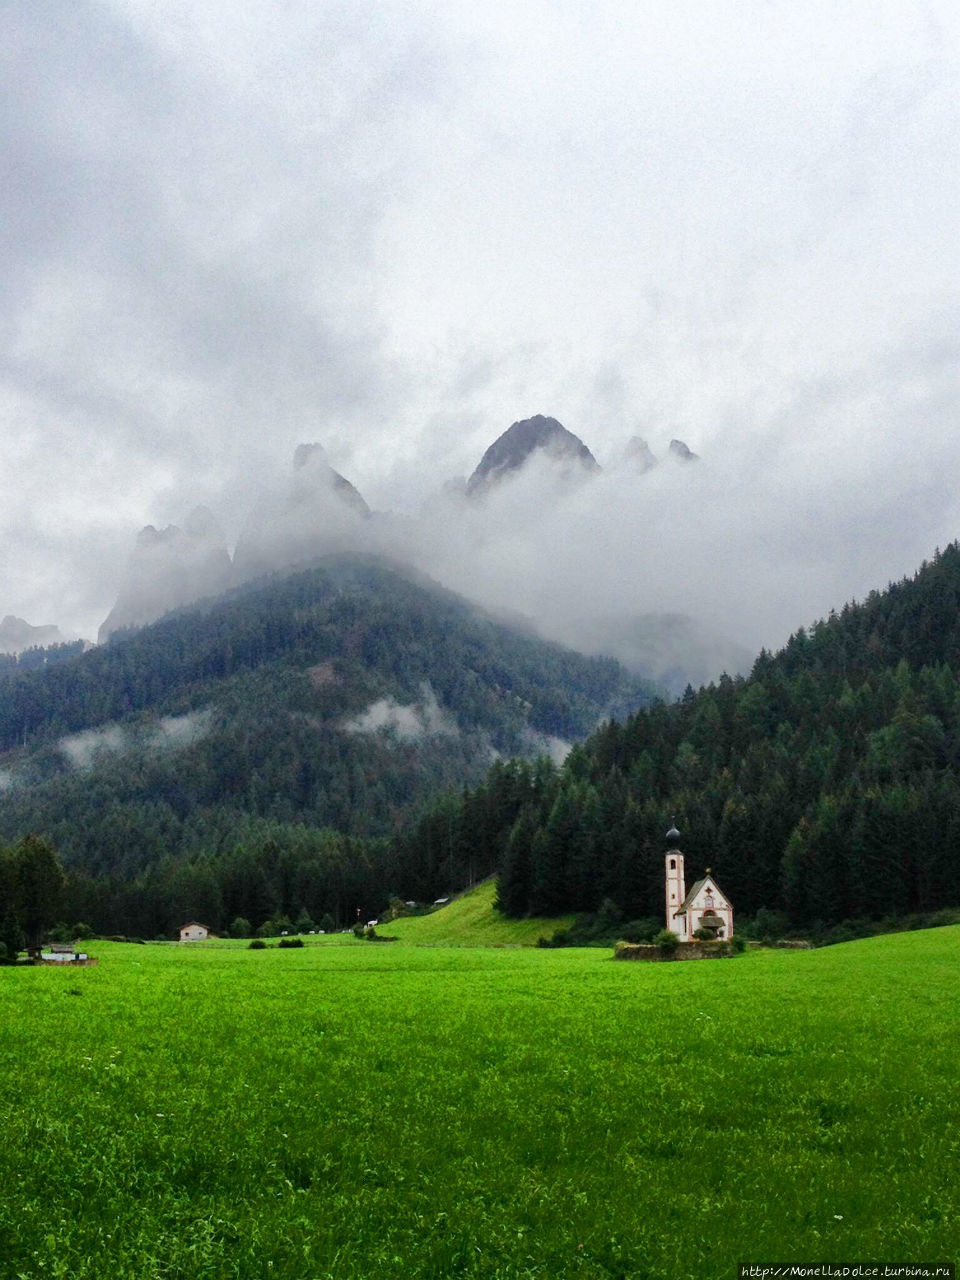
[179,922,212,942]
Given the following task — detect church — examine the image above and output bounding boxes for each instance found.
[664,825,734,940]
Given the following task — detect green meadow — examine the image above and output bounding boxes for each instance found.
[385,879,575,946]
[1,930,957,1280]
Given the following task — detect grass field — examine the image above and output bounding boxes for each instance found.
[385,879,575,945]
[1,929,957,1279]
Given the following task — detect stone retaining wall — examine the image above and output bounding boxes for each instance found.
[613,940,735,961]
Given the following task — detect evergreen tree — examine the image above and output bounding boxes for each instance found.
[12,835,65,949]
[496,806,538,917]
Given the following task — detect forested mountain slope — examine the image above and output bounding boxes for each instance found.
[404,545,960,929]
[0,556,654,880]
[0,640,87,680]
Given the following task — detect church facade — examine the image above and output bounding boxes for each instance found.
[664,827,734,940]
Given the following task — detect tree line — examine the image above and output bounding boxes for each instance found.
[10,758,541,942]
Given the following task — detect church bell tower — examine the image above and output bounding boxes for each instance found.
[665,823,685,937]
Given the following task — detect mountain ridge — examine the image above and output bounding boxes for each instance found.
[0,616,65,655]
[0,554,657,874]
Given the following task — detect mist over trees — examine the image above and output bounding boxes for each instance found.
[410,544,960,929]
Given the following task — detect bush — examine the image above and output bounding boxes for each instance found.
[278,937,304,948]
[248,938,267,950]
[318,914,335,934]
[230,917,252,939]
[753,908,790,942]
[654,929,679,953]
[0,916,24,961]
[619,917,662,944]
[730,934,747,954]
[257,914,295,939]
[540,909,661,949]
[73,922,96,941]
[352,922,366,938]
[538,929,571,948]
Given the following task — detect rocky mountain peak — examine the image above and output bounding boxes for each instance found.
[231,445,372,582]
[669,439,698,463]
[0,615,65,655]
[289,443,370,517]
[466,415,600,496]
[99,509,232,642]
[624,436,658,473]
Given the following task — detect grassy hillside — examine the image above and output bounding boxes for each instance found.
[2,929,957,1278]
[386,878,574,946]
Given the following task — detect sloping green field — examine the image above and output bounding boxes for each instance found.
[386,879,575,945]
[1,929,957,1279]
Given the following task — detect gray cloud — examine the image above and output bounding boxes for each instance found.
[58,711,211,770]
[520,729,572,768]
[1,0,958,661]
[344,683,458,741]
[59,724,128,771]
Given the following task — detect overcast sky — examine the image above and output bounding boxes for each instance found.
[2,0,959,653]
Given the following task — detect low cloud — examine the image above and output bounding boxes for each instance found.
[59,725,127,771]
[521,729,572,767]
[59,711,211,770]
[155,712,211,749]
[344,683,458,741]
[389,352,960,660]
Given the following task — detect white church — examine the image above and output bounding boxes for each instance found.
[664,825,734,941]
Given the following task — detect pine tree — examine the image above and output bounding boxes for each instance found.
[12,834,65,949]
[496,806,537,917]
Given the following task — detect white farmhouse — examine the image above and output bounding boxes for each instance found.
[179,922,212,942]
[664,826,734,941]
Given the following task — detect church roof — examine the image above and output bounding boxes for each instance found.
[674,875,730,916]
